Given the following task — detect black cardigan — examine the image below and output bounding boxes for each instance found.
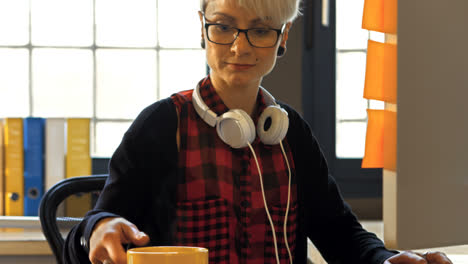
[63,97,397,264]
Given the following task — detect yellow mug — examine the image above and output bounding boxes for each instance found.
[127,246,208,264]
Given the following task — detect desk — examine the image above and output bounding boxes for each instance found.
[308,221,468,264]
[1,219,467,264]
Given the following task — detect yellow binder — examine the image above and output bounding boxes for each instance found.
[4,118,24,216]
[65,118,92,217]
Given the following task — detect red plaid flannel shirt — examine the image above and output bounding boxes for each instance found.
[171,76,297,264]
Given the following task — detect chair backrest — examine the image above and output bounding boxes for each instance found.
[39,175,108,264]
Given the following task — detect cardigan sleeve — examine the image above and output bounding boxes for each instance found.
[280,102,398,264]
[62,98,179,264]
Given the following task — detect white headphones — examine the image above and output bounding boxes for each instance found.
[192,84,289,148]
[193,83,294,264]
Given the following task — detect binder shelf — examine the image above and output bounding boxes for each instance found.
[0,216,80,256]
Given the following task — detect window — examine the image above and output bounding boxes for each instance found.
[0,0,207,157]
[302,0,382,198]
[335,0,384,158]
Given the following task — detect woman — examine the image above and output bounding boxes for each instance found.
[63,0,453,263]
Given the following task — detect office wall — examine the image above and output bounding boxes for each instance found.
[384,0,468,249]
[263,16,303,114]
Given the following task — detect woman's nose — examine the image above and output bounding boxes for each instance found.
[230,31,253,55]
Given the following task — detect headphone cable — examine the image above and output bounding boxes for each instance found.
[280,141,293,264]
[247,141,293,264]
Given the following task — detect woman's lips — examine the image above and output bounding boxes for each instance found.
[227,63,255,70]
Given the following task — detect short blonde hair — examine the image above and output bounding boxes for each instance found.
[200,0,301,24]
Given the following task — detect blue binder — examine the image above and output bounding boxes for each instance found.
[23,117,45,216]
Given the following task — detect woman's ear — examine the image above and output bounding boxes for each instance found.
[198,11,206,49]
[198,11,204,24]
[280,22,293,47]
[277,22,292,57]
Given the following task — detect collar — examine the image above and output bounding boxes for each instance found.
[197,75,268,124]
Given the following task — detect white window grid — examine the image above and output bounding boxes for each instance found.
[0,1,206,156]
[336,34,384,126]
[336,27,385,158]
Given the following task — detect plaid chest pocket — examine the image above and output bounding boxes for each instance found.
[176,197,230,263]
[265,202,298,263]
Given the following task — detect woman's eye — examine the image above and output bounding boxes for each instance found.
[215,25,232,32]
[252,29,269,35]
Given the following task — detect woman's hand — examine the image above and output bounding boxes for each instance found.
[89,217,150,264]
[384,251,453,264]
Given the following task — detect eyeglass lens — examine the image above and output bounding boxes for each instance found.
[207,25,278,47]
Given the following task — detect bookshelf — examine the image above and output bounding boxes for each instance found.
[0,216,79,257]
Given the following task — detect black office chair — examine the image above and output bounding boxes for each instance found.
[39,175,108,264]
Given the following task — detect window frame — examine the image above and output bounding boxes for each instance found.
[301,0,382,199]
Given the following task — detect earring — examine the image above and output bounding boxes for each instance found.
[201,39,206,49]
[277,46,286,57]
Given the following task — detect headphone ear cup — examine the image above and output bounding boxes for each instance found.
[257,106,289,145]
[216,109,255,148]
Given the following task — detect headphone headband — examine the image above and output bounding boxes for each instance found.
[192,84,218,126]
[259,86,278,107]
[192,82,289,148]
[192,84,278,127]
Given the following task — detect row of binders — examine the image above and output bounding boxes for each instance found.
[0,118,93,217]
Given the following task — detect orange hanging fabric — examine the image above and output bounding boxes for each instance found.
[362,109,397,169]
[383,0,398,34]
[362,0,397,34]
[362,0,398,170]
[363,40,397,103]
[362,109,384,168]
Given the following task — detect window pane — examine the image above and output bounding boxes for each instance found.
[31,0,93,46]
[158,0,200,48]
[94,121,131,157]
[0,48,29,117]
[336,51,367,121]
[0,0,29,45]
[369,100,385,110]
[96,49,157,119]
[159,50,206,99]
[369,31,385,43]
[336,0,367,50]
[336,122,366,158]
[32,48,93,117]
[96,0,157,47]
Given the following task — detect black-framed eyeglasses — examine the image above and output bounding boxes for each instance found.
[203,15,284,48]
